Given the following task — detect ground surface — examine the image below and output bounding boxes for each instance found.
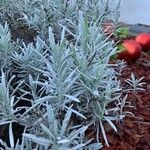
[102,23,150,149]
[103,52,150,150]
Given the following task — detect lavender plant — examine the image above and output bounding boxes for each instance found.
[0,70,25,149]
[21,13,132,147]
[0,0,22,29]
[14,0,121,38]
[0,0,146,149]
[64,12,123,146]
[22,105,90,150]
[125,73,145,93]
[12,37,46,80]
[0,23,14,69]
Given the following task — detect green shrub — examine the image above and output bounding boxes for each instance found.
[0,0,145,149]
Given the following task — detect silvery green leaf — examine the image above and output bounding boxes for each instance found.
[93,90,99,97]
[71,143,85,150]
[1,70,6,87]
[53,120,58,136]
[21,96,55,116]
[96,123,100,143]
[125,73,145,92]
[60,26,65,44]
[104,116,117,132]
[0,121,13,125]
[68,126,88,141]
[65,106,86,119]
[60,108,72,137]
[78,10,89,39]
[47,104,55,124]
[65,75,79,92]
[65,94,80,103]
[100,121,109,147]
[57,139,70,144]
[40,123,55,139]
[33,112,47,126]
[0,139,7,148]
[48,27,56,50]
[10,80,24,97]
[32,80,56,89]
[35,95,56,104]
[59,24,76,38]
[10,96,15,109]
[86,143,103,150]
[23,133,50,147]
[123,111,134,116]
[9,122,14,148]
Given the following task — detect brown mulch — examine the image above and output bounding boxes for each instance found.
[102,52,150,150]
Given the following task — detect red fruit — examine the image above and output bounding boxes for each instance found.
[118,40,142,63]
[135,33,150,51]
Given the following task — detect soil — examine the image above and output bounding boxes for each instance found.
[102,52,150,150]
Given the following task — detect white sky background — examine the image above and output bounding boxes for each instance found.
[118,0,150,25]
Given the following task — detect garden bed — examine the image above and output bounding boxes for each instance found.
[0,1,150,149]
[101,23,150,149]
[102,51,150,149]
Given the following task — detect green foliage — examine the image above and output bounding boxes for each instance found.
[0,23,14,69]
[125,73,145,93]
[23,105,89,149]
[0,0,145,149]
[114,27,129,38]
[12,38,45,79]
[0,70,16,123]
